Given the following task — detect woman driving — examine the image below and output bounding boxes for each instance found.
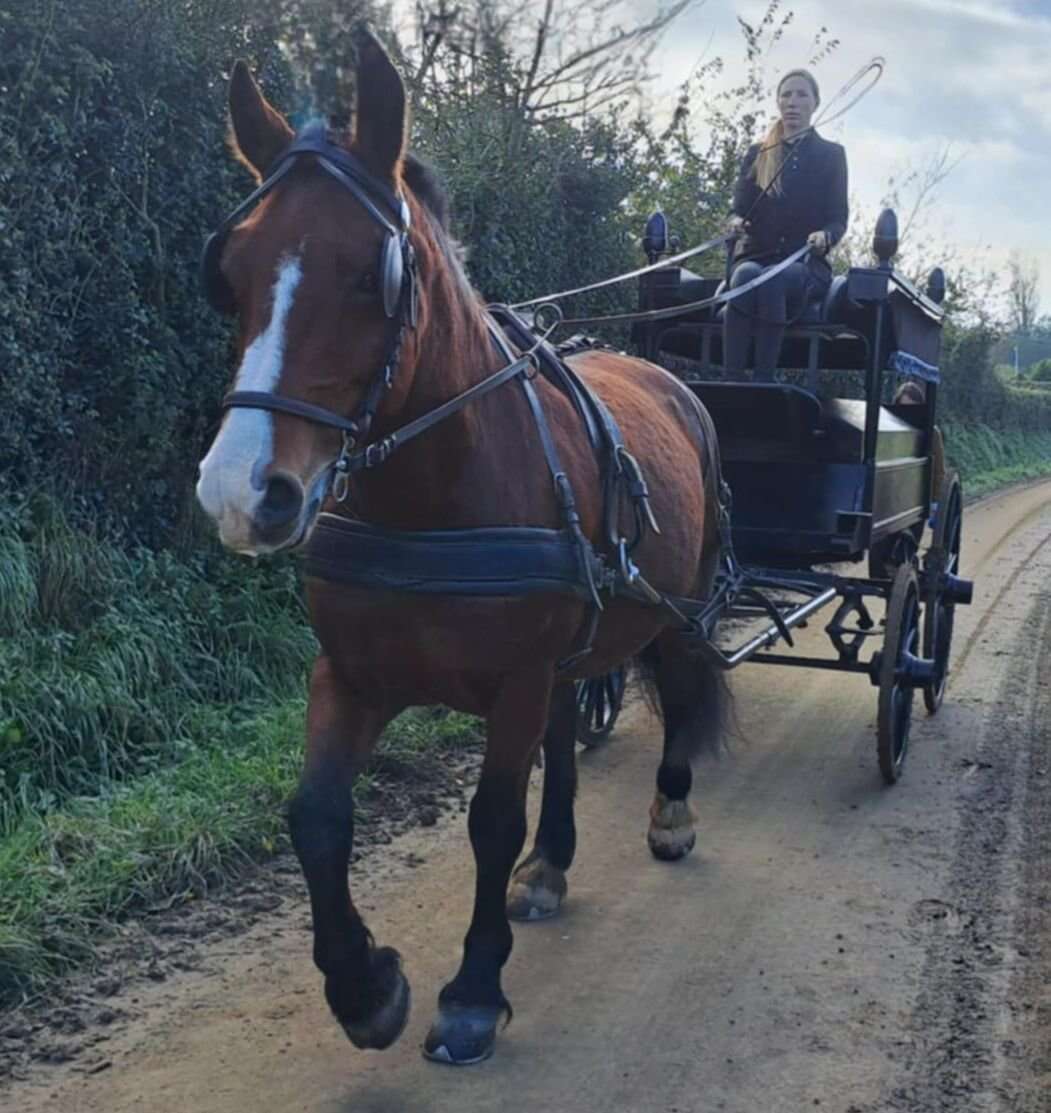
[723,69,849,380]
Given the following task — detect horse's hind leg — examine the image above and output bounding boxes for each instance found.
[642,634,724,861]
[287,656,409,1051]
[506,681,577,921]
[424,664,552,1065]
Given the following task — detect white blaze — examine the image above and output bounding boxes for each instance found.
[196,258,302,549]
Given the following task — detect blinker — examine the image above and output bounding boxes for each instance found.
[381,232,404,319]
[201,125,414,322]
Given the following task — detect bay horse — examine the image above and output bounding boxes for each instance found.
[195,29,726,1065]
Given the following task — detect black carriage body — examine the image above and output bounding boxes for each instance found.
[633,260,943,568]
[621,218,973,782]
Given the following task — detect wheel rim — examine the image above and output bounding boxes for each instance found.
[890,591,918,769]
[923,475,962,714]
[576,667,626,747]
[879,565,920,784]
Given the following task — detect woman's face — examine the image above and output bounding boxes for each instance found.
[778,76,817,132]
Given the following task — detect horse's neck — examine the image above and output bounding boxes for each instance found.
[353,268,543,529]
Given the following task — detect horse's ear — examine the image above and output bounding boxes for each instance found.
[352,28,407,178]
[228,61,293,180]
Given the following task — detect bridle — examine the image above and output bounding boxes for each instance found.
[201,123,419,499]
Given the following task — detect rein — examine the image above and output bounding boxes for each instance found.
[540,244,812,330]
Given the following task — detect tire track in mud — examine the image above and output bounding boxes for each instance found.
[952,507,1051,678]
[875,581,1051,1113]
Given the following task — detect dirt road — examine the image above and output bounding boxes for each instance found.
[5,479,1051,1113]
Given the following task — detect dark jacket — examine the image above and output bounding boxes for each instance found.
[732,131,848,273]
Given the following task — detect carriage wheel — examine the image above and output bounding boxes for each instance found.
[922,470,963,715]
[877,563,921,785]
[576,666,627,749]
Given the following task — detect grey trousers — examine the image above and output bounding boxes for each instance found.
[722,260,828,380]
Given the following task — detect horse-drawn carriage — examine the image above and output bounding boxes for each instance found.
[197,37,977,1061]
[578,208,972,782]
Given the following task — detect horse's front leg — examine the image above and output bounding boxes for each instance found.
[288,655,408,1051]
[424,664,553,1065]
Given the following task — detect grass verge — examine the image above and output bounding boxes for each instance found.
[0,699,481,1005]
[945,424,1051,498]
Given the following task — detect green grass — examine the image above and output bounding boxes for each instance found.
[0,496,316,825]
[0,700,481,1003]
[944,423,1051,498]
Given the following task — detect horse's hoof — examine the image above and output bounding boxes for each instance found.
[422,1002,506,1065]
[338,947,412,1051]
[648,826,696,861]
[648,793,696,862]
[507,854,567,921]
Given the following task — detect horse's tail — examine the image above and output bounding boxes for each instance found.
[632,378,733,758]
[633,635,730,760]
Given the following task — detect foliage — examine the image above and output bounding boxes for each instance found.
[943,423,1051,497]
[0,0,304,543]
[1027,358,1051,383]
[938,322,1051,430]
[0,497,315,823]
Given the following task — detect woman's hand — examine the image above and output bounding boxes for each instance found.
[727,215,746,236]
[807,230,829,256]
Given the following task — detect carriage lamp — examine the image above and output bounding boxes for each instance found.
[926,267,946,305]
[873,208,899,268]
[643,211,669,263]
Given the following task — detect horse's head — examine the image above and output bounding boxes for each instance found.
[196,31,416,555]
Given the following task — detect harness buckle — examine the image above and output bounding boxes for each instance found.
[364,439,393,469]
[617,538,639,585]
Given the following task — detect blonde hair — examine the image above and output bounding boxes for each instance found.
[754,69,821,195]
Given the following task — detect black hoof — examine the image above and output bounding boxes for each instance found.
[337,947,412,1052]
[422,1002,506,1065]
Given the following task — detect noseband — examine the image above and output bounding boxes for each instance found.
[202,123,418,497]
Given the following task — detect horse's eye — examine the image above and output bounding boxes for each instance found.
[357,271,379,295]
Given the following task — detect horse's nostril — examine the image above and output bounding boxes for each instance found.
[256,474,303,537]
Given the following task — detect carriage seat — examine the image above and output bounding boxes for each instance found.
[689,383,925,464]
[690,382,823,462]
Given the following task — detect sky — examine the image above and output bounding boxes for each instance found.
[640,0,1051,308]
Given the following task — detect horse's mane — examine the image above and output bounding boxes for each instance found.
[403,153,451,230]
[401,151,480,313]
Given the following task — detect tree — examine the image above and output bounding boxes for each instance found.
[407,0,697,126]
[1007,250,1040,336]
